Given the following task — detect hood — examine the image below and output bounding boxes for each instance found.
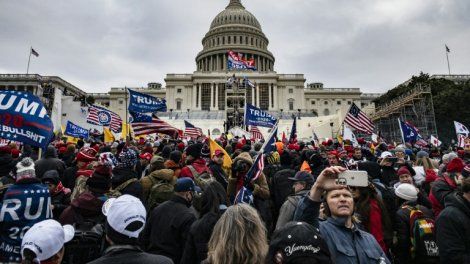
[45,146,58,158]
[444,192,470,218]
[111,166,138,185]
[148,168,176,183]
[71,191,104,214]
[233,152,253,166]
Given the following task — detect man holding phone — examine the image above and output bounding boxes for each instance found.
[294,166,390,264]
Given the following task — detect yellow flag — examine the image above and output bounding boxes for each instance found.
[103,127,115,143]
[120,122,132,140]
[209,137,232,175]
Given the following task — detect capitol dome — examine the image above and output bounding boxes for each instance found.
[196,0,275,72]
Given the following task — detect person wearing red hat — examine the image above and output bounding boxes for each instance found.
[208,149,228,190]
[139,152,153,178]
[327,151,340,166]
[61,147,97,191]
[430,157,465,217]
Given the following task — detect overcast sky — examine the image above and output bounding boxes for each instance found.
[1,0,469,93]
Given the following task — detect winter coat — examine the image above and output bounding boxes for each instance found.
[59,190,106,225]
[34,147,66,179]
[181,211,224,264]
[276,189,309,230]
[60,152,76,167]
[179,159,210,179]
[271,168,296,212]
[88,245,173,264]
[164,160,181,178]
[140,169,176,202]
[208,160,228,191]
[436,192,470,264]
[227,171,270,200]
[0,154,16,178]
[430,175,457,217]
[293,197,390,264]
[112,167,143,200]
[141,195,197,264]
[61,165,79,190]
[380,165,397,187]
[394,202,434,264]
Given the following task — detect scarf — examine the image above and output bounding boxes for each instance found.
[51,181,71,196]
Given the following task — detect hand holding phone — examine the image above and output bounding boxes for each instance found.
[336,170,368,187]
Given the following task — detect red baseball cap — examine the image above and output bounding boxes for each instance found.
[214,149,224,156]
[139,152,153,161]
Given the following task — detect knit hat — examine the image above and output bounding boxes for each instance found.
[185,143,203,159]
[268,222,332,264]
[86,165,111,191]
[394,183,418,201]
[76,147,97,162]
[99,152,118,168]
[117,148,138,168]
[16,157,36,180]
[177,142,185,151]
[447,157,464,173]
[150,155,165,170]
[416,150,429,159]
[201,144,211,158]
[397,166,411,176]
[266,151,280,164]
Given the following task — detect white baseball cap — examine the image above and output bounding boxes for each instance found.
[380,151,393,159]
[21,219,75,261]
[102,194,147,238]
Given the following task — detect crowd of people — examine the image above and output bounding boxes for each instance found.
[0,134,469,264]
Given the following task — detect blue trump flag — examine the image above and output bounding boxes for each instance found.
[244,103,277,128]
[398,119,418,143]
[289,117,297,143]
[0,91,54,149]
[64,121,89,139]
[128,88,167,113]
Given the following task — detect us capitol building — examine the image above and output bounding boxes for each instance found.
[0,0,382,139]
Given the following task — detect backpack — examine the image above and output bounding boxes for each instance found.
[106,178,138,198]
[145,176,174,211]
[63,208,106,264]
[188,165,214,188]
[405,206,439,263]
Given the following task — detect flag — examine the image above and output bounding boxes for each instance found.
[445,45,450,53]
[31,48,39,57]
[120,122,132,139]
[398,119,418,143]
[87,104,122,133]
[130,111,178,137]
[64,121,89,139]
[344,103,374,134]
[184,120,203,138]
[300,160,312,173]
[103,127,115,143]
[312,131,319,147]
[0,90,54,149]
[244,153,264,185]
[250,126,264,141]
[430,135,441,147]
[263,125,278,154]
[243,77,255,88]
[128,88,167,113]
[343,125,358,146]
[282,132,287,144]
[227,50,256,71]
[289,117,297,143]
[454,121,469,136]
[244,103,277,128]
[234,186,254,205]
[209,137,232,173]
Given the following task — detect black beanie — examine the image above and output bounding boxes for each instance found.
[87,165,111,191]
[185,143,203,159]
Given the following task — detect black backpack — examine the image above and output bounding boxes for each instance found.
[62,209,106,264]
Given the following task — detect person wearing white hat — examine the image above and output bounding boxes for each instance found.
[88,194,172,264]
[21,219,74,264]
[393,183,435,263]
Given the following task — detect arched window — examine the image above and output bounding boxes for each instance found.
[323,109,330,116]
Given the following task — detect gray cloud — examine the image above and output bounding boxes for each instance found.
[0,0,469,93]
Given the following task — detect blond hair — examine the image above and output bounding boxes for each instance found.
[207,204,268,264]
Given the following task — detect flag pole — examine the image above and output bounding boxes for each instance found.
[398,118,405,145]
[445,45,451,75]
[26,47,32,74]
[124,87,129,142]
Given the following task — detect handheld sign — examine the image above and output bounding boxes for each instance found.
[0,91,54,149]
[128,88,167,113]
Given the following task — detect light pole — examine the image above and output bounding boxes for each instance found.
[330,121,334,139]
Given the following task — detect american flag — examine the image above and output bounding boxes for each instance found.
[184,120,203,139]
[87,105,122,133]
[131,112,179,137]
[244,153,265,185]
[250,126,264,141]
[344,103,374,134]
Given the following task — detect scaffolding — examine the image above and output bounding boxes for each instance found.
[372,84,437,143]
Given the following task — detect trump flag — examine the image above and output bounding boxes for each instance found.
[128,88,167,113]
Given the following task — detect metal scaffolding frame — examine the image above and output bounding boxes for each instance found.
[372,84,437,143]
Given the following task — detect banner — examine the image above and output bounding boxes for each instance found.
[64,121,89,139]
[343,125,358,146]
[398,119,418,143]
[244,103,277,128]
[128,88,167,113]
[0,91,54,149]
[454,121,469,136]
[227,50,256,71]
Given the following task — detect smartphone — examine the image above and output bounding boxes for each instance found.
[386,157,398,163]
[336,170,369,187]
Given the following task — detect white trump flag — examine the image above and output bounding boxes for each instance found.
[454,121,469,136]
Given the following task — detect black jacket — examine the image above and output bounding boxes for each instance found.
[88,245,173,264]
[380,165,397,187]
[0,154,16,178]
[394,202,434,264]
[208,161,228,190]
[141,195,197,264]
[61,165,78,190]
[181,211,223,264]
[436,192,470,264]
[34,157,66,179]
[271,168,296,213]
[112,167,143,200]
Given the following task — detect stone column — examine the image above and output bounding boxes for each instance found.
[216,55,220,71]
[268,83,273,110]
[223,55,227,71]
[215,83,219,109]
[256,83,260,107]
[252,85,255,105]
[210,83,215,110]
[273,84,278,110]
[198,84,202,109]
[192,83,197,109]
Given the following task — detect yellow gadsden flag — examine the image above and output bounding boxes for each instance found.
[103,127,115,143]
[209,137,232,175]
[120,122,132,140]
